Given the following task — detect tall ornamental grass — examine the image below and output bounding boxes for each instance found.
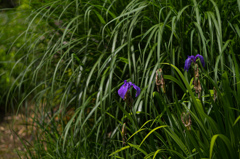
[9,0,240,158]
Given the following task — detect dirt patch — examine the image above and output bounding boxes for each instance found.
[0,113,33,159]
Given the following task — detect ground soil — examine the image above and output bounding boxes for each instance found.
[0,113,32,159]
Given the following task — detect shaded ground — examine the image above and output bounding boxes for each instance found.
[0,113,32,159]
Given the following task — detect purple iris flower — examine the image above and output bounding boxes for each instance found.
[118,80,141,99]
[194,54,205,67]
[184,54,205,72]
[184,55,195,72]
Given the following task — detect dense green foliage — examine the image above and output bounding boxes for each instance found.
[0,0,32,108]
[6,0,240,158]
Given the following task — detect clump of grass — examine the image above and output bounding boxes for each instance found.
[9,0,240,158]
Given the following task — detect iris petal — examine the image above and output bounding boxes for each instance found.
[118,80,141,99]
[118,81,129,99]
[195,54,205,67]
[132,84,141,97]
[128,82,133,89]
[184,56,193,72]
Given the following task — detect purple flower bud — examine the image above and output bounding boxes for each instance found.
[118,80,141,99]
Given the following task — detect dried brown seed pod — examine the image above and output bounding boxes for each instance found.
[213,87,217,102]
[181,112,192,131]
[122,123,127,146]
[156,68,166,93]
[193,63,201,98]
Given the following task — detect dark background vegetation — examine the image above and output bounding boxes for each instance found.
[0,0,19,120]
[0,0,18,8]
